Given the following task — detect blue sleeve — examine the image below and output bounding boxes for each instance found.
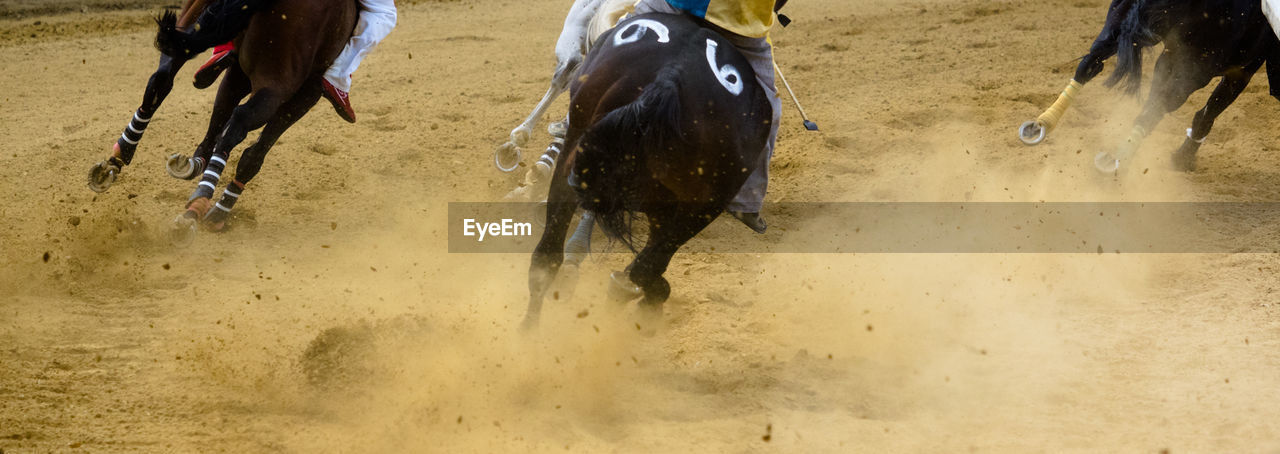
[664,0,710,18]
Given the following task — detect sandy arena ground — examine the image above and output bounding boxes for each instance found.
[2,0,1280,452]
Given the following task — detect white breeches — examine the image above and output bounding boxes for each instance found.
[1265,0,1280,40]
[324,0,397,92]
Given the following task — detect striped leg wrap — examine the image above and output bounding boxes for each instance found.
[213,180,245,214]
[191,152,228,201]
[538,138,564,169]
[115,109,151,165]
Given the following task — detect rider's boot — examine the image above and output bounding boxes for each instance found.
[193,43,236,89]
[728,211,767,234]
[322,79,356,123]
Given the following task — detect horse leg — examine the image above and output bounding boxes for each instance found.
[495,58,579,172]
[1018,6,1122,145]
[1172,64,1260,172]
[170,88,286,245]
[204,87,322,231]
[89,54,188,192]
[515,59,577,147]
[168,63,250,180]
[522,141,583,330]
[506,0,607,149]
[621,205,720,320]
[547,210,596,304]
[1095,51,1211,172]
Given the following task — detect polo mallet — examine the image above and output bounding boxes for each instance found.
[774,61,819,131]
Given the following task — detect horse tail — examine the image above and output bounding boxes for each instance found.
[155,0,268,57]
[1104,0,1159,94]
[574,66,685,252]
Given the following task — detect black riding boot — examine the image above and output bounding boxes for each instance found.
[729,211,767,234]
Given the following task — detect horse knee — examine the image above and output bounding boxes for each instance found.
[551,58,580,89]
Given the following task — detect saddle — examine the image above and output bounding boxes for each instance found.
[588,0,641,44]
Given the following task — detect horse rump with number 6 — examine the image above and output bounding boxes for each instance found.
[520,13,773,329]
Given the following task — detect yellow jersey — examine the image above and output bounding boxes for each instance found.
[666,0,775,38]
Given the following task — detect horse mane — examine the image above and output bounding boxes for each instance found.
[153,9,180,54]
[1103,0,1182,94]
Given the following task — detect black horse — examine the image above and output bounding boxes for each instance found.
[521,13,773,328]
[1018,0,1280,172]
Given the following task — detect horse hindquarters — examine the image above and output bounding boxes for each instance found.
[571,67,686,242]
[179,0,356,226]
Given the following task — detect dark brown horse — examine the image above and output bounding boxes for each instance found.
[88,0,358,244]
[521,13,773,329]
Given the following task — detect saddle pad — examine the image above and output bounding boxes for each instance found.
[588,0,641,44]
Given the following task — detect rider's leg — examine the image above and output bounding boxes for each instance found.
[724,35,779,233]
[321,0,397,123]
[1265,0,1280,40]
[157,0,269,57]
[194,42,237,89]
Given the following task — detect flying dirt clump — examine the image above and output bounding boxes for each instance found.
[298,314,432,391]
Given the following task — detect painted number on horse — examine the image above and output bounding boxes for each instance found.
[612,19,671,46]
[611,19,743,95]
[704,39,743,96]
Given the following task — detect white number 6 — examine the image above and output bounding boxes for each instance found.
[705,39,743,96]
[613,19,671,47]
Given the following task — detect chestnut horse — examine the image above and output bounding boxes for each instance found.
[88,0,358,244]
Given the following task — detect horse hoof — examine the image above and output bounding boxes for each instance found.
[203,208,229,232]
[547,121,568,139]
[87,161,119,193]
[494,142,522,173]
[531,161,553,184]
[1171,151,1197,172]
[168,212,198,247]
[551,264,580,303]
[607,271,643,303]
[1018,120,1046,146]
[519,313,540,332]
[166,153,197,180]
[1093,151,1120,173]
[511,128,532,147]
